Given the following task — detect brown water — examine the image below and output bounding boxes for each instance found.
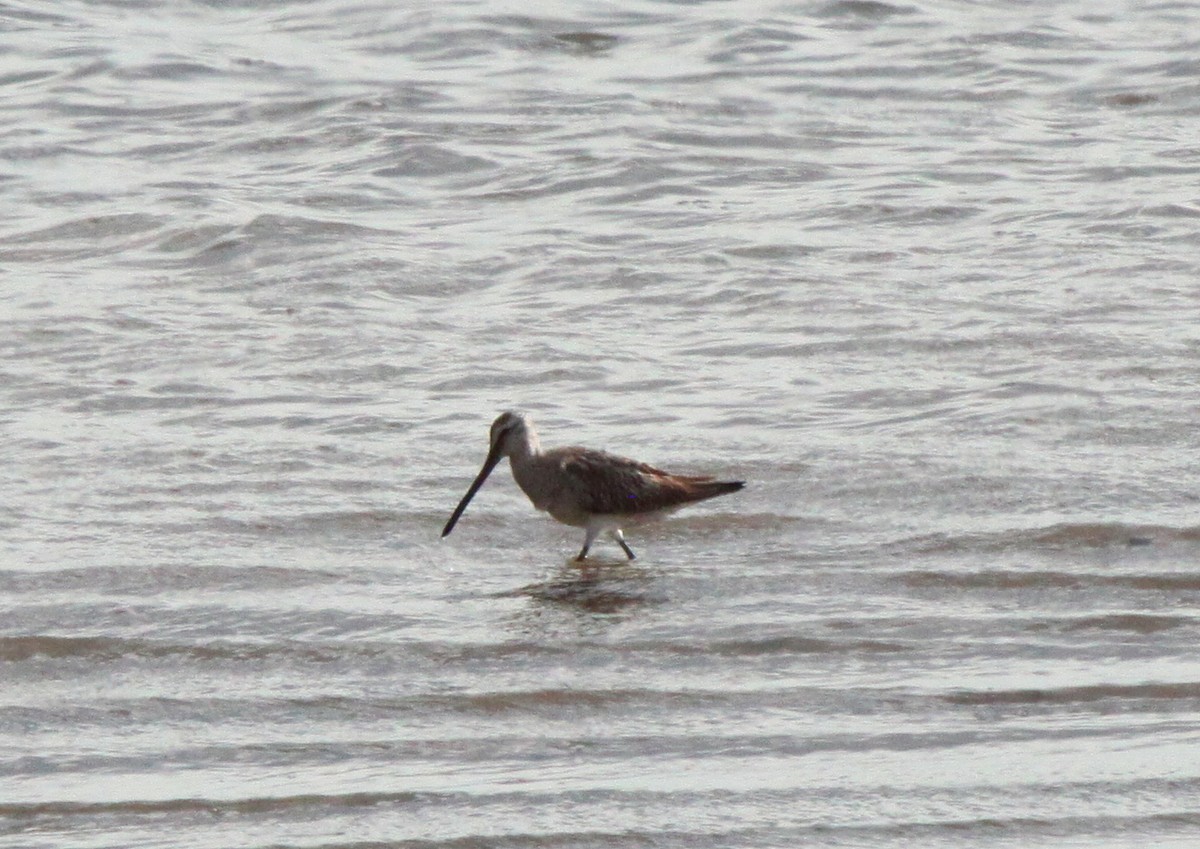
[4,0,1200,846]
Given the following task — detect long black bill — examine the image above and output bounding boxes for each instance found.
[441,441,504,537]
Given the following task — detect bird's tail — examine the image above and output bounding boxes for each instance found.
[687,478,745,501]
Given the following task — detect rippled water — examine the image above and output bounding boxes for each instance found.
[4,0,1200,846]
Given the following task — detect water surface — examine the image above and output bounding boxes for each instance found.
[3,0,1200,846]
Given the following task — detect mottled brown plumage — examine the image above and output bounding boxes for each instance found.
[559,449,743,516]
[442,412,744,560]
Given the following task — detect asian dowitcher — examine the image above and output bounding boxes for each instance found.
[441,411,744,560]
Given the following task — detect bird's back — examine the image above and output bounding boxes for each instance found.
[549,446,744,517]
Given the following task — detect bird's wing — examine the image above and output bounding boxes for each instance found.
[555,447,717,516]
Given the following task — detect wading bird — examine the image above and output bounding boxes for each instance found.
[442,411,744,560]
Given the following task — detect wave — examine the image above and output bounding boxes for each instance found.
[0,635,383,664]
[1,632,906,667]
[0,563,342,595]
[0,790,423,820]
[898,522,1200,554]
[625,636,908,656]
[1058,613,1192,634]
[5,792,1197,846]
[944,681,1200,706]
[899,569,1200,591]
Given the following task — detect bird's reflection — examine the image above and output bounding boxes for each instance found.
[499,558,665,615]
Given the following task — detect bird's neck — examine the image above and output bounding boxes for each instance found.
[507,428,540,461]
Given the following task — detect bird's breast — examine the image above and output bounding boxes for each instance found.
[510,456,589,527]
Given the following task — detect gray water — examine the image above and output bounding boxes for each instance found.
[3,0,1200,846]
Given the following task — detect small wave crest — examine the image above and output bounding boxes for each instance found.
[0,635,382,664]
[899,569,1200,591]
[945,681,1200,706]
[900,522,1200,555]
[0,790,422,820]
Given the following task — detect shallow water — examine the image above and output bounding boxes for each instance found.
[3,0,1200,846]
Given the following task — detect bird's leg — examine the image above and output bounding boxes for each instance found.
[576,526,601,562]
[610,529,636,561]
